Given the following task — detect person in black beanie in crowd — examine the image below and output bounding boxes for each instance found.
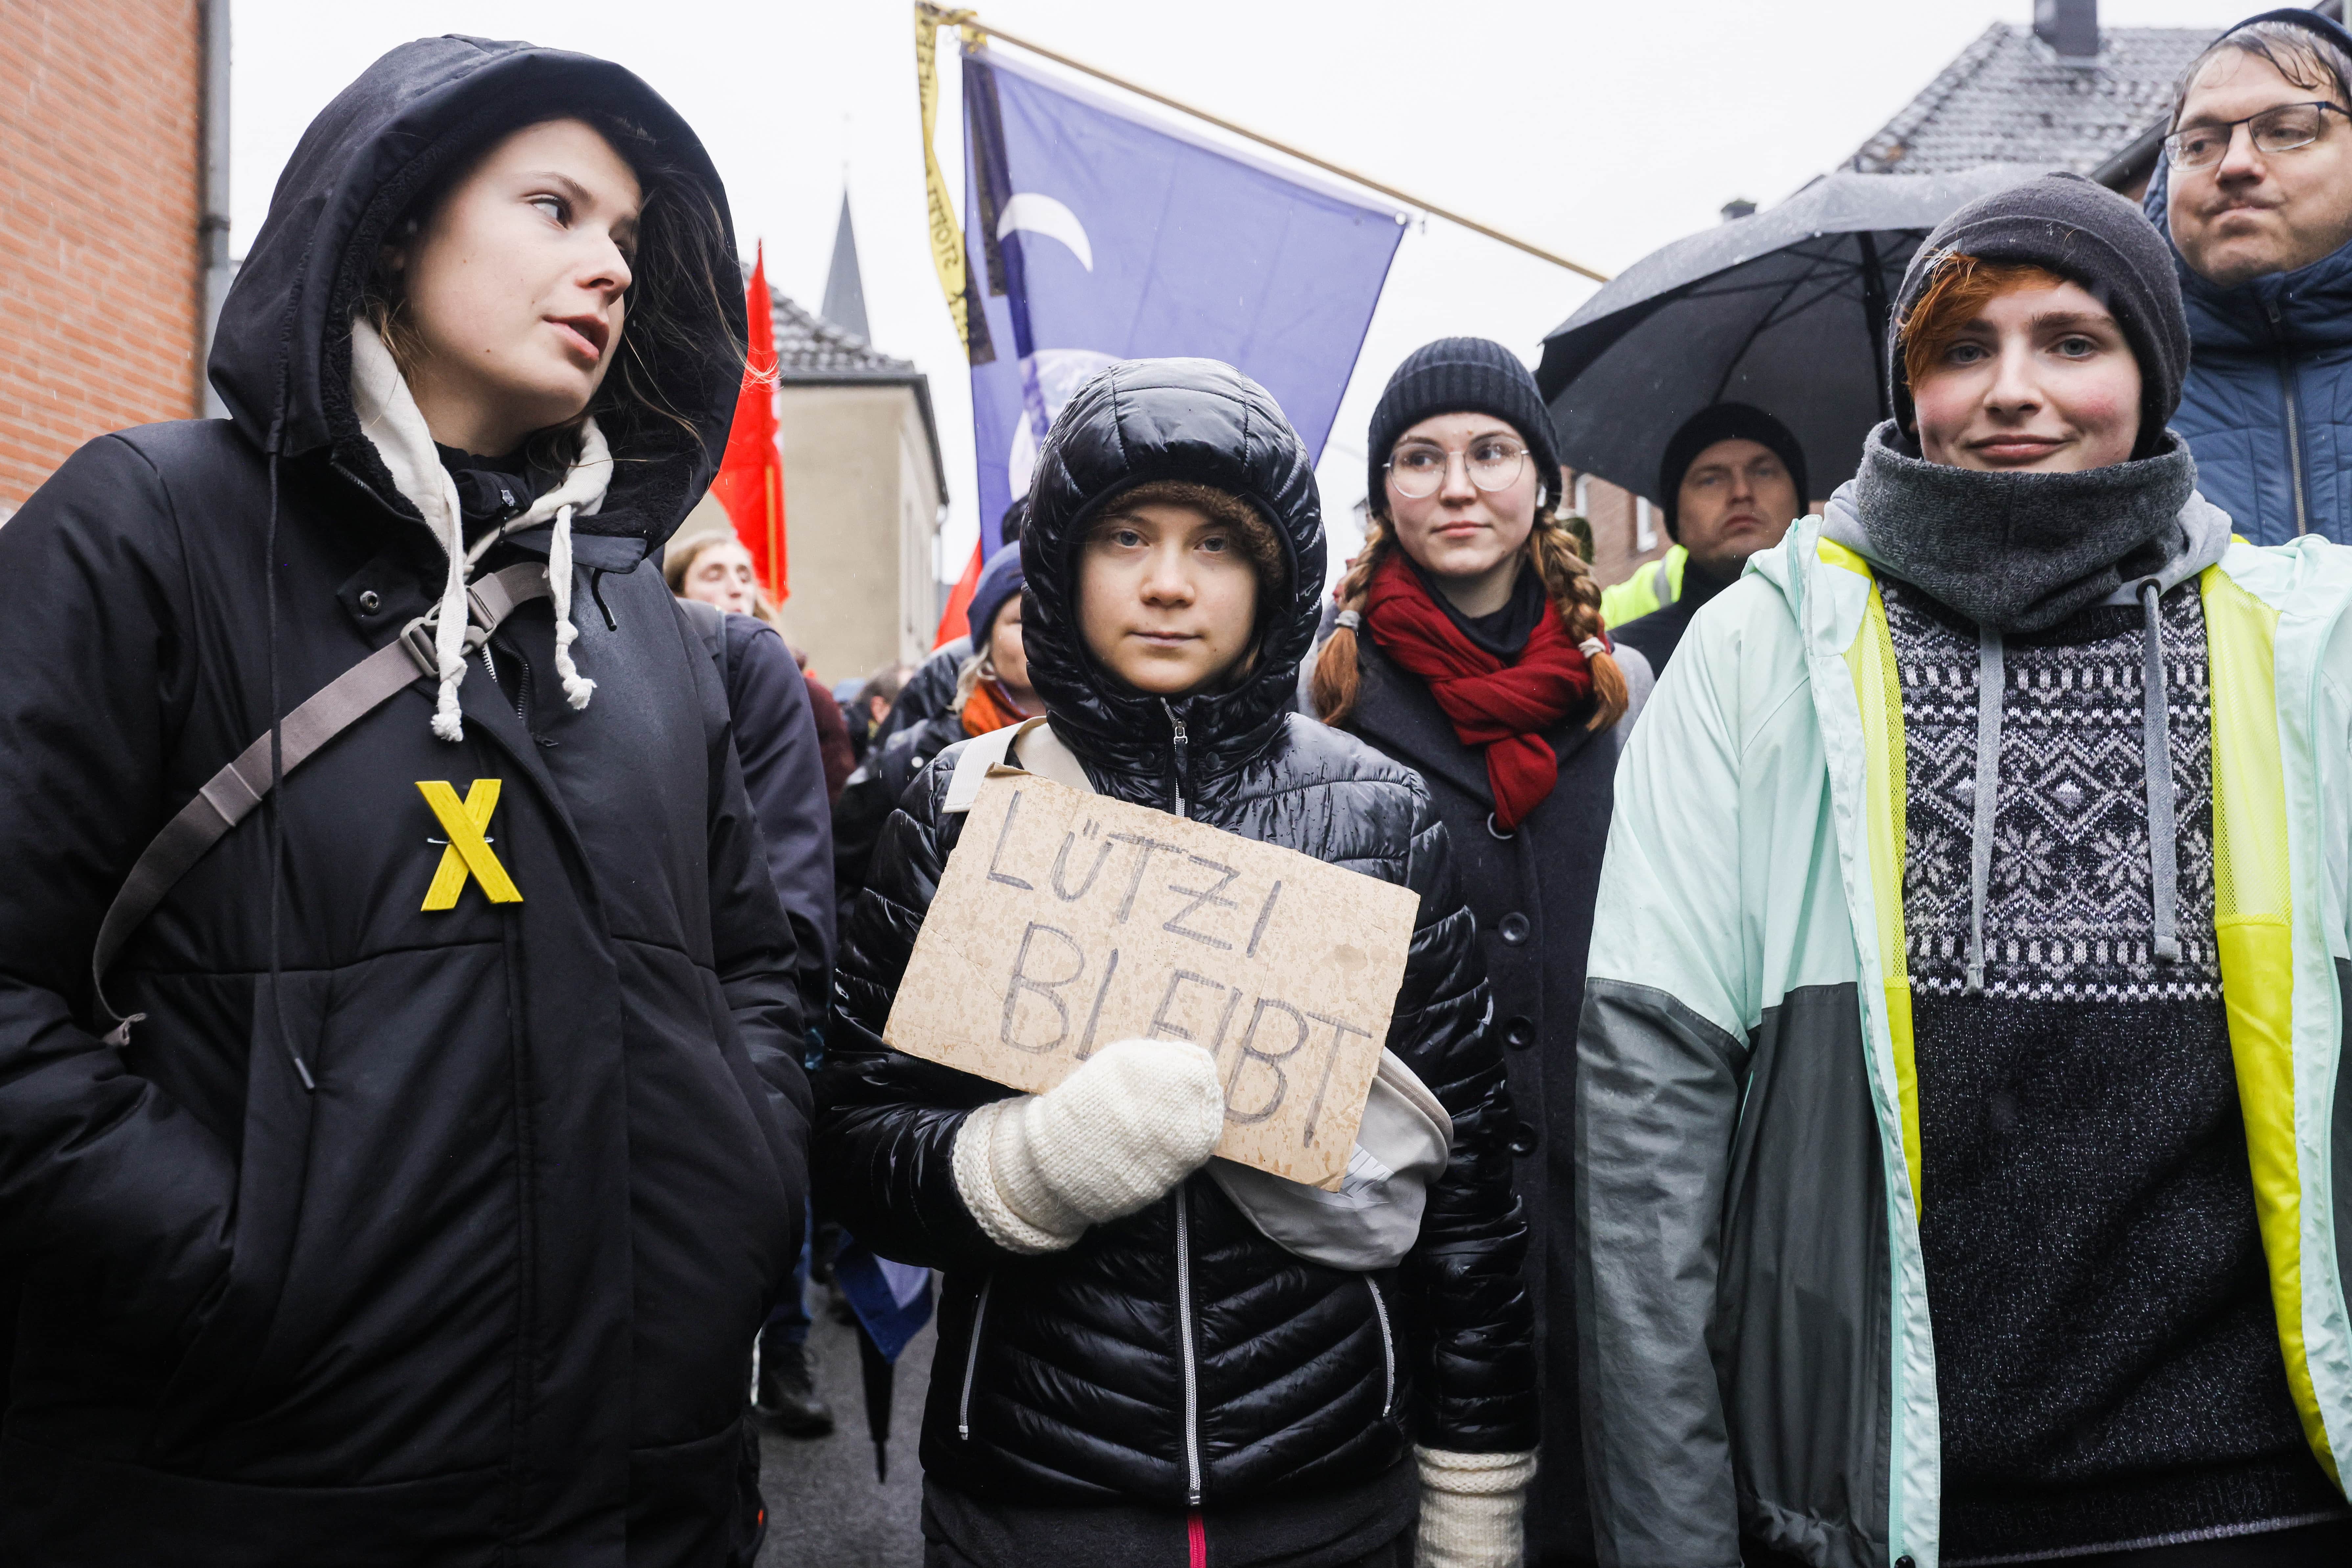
[1579,169,2352,1568]
[1308,336,1644,1567]
[1609,402,1808,675]
[877,498,1031,749]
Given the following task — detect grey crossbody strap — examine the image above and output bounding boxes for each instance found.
[91,561,552,1045]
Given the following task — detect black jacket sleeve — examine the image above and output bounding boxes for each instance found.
[874,640,964,747]
[802,673,856,804]
[812,755,1017,1273]
[720,615,835,1024]
[1389,789,1541,1454]
[687,605,813,1251]
[0,437,237,1349]
[830,721,950,935]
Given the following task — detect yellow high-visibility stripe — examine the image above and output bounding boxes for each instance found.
[2201,566,2336,1483]
[1822,539,1923,1211]
[1599,545,1689,628]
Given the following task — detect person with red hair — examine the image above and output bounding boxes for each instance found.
[1580,172,2352,1568]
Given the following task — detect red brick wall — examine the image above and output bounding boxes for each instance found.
[0,1,202,515]
[1574,472,1672,588]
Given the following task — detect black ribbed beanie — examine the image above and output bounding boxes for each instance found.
[1366,338,1562,513]
[1657,402,1811,537]
[1890,171,2188,458]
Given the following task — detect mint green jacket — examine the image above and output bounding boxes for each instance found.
[1575,518,2352,1568]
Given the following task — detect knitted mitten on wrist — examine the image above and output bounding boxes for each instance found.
[951,1038,1225,1255]
[1413,1447,1537,1568]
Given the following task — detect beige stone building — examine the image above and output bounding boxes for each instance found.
[766,290,949,685]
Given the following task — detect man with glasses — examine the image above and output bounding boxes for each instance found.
[1611,402,1808,674]
[2154,9,2352,544]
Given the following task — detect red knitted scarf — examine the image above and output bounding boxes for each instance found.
[1361,554,1594,831]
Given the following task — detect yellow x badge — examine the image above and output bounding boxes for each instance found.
[417,779,524,911]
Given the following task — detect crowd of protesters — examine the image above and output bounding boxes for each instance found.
[7,9,2352,1568]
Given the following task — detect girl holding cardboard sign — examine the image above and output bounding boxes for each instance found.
[817,359,1537,1568]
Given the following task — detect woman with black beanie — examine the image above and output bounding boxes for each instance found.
[1307,336,1649,1567]
[1578,170,2352,1567]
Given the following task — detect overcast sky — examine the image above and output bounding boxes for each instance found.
[229,0,2242,573]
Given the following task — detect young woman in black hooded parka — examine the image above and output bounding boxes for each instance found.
[1309,338,1648,1567]
[0,37,807,1566]
[819,359,1539,1568]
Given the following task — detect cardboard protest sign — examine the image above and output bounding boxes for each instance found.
[884,770,1422,1188]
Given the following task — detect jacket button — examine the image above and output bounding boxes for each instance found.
[357,589,381,614]
[1497,912,1531,946]
[1509,1121,1540,1156]
[1503,1015,1535,1050]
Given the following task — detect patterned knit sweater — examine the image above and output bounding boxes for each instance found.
[1882,574,2346,1562]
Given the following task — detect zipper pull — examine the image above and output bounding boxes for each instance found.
[1163,700,1190,818]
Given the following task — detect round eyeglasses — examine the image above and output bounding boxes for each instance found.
[1384,438,1529,500]
[2165,101,2349,170]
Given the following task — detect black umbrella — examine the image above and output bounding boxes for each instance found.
[1536,165,2045,504]
[855,1321,894,1483]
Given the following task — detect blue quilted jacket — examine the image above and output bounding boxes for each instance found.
[2148,157,2352,545]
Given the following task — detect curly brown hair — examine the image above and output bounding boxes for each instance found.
[1309,503,1628,731]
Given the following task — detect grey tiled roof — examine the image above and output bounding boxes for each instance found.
[771,287,918,380]
[1853,22,2217,176]
[766,284,949,499]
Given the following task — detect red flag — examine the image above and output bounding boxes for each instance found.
[710,245,788,603]
[934,539,984,648]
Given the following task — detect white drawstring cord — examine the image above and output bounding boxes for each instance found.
[428,467,471,743]
[550,503,595,709]
[439,427,612,733]
[349,319,613,741]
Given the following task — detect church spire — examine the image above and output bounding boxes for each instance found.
[820,191,871,344]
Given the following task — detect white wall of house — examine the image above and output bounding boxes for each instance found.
[773,381,944,683]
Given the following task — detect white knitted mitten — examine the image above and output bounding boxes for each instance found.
[1413,1447,1537,1568]
[951,1038,1225,1254]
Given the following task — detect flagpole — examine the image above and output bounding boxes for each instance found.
[918,2,1610,284]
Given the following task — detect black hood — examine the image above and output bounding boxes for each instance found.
[1020,358,1325,784]
[211,34,743,564]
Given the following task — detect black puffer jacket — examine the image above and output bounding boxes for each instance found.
[816,359,1537,1511]
[875,637,967,749]
[0,37,806,1566]
[830,706,970,930]
[1319,621,1625,1565]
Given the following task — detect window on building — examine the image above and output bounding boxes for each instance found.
[1635,497,1658,552]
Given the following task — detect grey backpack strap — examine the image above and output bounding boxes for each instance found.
[91,561,552,1044]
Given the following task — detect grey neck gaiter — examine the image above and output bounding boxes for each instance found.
[1849,423,2196,634]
